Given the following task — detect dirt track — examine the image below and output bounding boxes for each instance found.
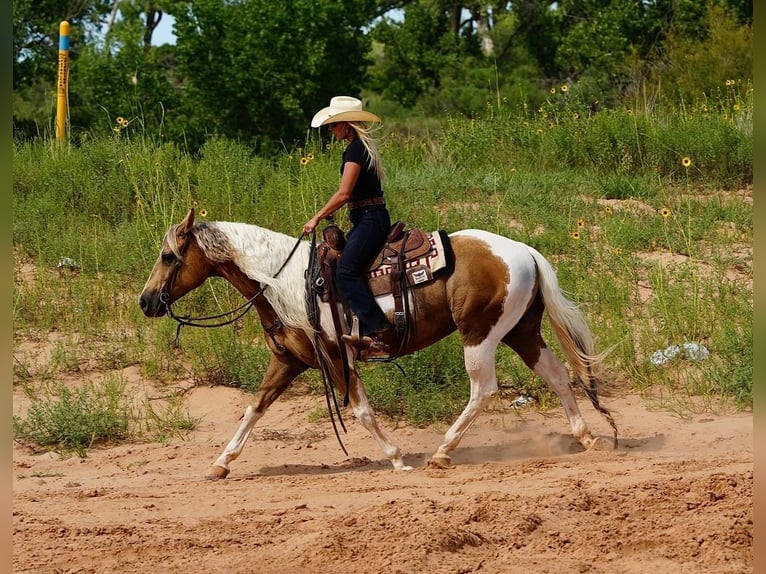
[13,386,752,574]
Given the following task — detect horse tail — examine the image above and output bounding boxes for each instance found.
[526,247,618,448]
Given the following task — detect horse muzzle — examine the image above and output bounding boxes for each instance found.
[138,289,167,318]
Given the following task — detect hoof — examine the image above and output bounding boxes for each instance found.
[587,436,617,452]
[205,465,230,480]
[427,456,453,469]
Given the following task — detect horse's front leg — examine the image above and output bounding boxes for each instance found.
[206,352,308,479]
[343,366,412,471]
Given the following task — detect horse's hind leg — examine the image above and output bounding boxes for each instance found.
[504,328,599,450]
[529,347,600,449]
[346,370,412,471]
[429,340,500,468]
[206,352,307,479]
[501,289,603,450]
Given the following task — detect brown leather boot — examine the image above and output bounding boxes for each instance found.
[342,324,396,359]
[359,325,397,357]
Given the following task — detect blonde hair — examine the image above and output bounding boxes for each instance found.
[348,121,386,181]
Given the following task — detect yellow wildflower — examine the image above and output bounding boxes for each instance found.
[200,209,209,218]
[660,207,670,218]
[681,157,691,168]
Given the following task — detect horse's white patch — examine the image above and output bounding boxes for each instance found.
[164,219,615,477]
[452,229,537,341]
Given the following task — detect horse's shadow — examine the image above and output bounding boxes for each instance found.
[245,432,666,478]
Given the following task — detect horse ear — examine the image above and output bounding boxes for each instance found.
[179,208,195,234]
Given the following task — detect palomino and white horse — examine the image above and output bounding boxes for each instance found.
[138,209,617,478]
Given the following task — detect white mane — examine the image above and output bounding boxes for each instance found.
[211,222,313,333]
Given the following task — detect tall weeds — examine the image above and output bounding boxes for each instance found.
[13,81,753,451]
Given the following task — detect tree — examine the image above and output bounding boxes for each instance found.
[368,0,752,113]
[13,0,113,136]
[369,0,479,108]
[13,0,112,90]
[66,10,181,139]
[169,0,379,152]
[13,0,752,142]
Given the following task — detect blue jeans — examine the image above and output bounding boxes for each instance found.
[337,206,391,335]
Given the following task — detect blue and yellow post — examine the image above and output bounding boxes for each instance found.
[56,21,70,141]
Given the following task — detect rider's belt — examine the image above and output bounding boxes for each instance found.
[348,197,385,210]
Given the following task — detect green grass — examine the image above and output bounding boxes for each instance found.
[13,376,134,457]
[13,373,202,456]
[13,82,752,451]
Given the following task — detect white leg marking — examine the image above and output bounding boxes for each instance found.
[432,235,536,463]
[433,341,499,461]
[212,405,263,472]
[348,374,412,471]
[533,348,593,446]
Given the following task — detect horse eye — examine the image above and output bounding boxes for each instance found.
[161,252,175,265]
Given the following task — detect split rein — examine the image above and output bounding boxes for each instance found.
[161,231,306,346]
[162,226,352,454]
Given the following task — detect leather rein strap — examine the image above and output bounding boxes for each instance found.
[162,228,306,345]
[161,224,350,455]
[305,229,350,456]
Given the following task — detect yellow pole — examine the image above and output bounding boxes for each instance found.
[56,21,70,141]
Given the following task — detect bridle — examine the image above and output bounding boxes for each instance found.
[159,223,354,455]
[159,227,306,344]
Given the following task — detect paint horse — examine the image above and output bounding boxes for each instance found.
[138,209,617,478]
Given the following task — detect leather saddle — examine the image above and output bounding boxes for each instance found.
[312,220,449,357]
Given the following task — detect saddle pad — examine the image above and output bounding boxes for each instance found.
[367,230,451,296]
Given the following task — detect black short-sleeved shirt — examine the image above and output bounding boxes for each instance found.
[342,138,382,203]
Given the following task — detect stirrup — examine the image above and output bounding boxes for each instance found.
[341,316,362,345]
[341,317,364,360]
[340,317,391,360]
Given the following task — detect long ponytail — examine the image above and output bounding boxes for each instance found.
[348,121,386,181]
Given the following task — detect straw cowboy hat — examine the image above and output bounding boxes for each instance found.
[310,96,381,128]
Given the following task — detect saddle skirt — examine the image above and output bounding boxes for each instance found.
[312,222,454,359]
[315,222,453,301]
[366,227,451,296]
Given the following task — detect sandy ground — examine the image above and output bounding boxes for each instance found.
[13,381,752,574]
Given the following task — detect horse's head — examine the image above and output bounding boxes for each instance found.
[138,209,211,317]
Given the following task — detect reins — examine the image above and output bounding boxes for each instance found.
[162,224,351,455]
[305,228,350,455]
[163,230,306,345]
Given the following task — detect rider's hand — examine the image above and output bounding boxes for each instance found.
[303,216,320,235]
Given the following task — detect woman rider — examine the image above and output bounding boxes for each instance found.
[303,96,395,355]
